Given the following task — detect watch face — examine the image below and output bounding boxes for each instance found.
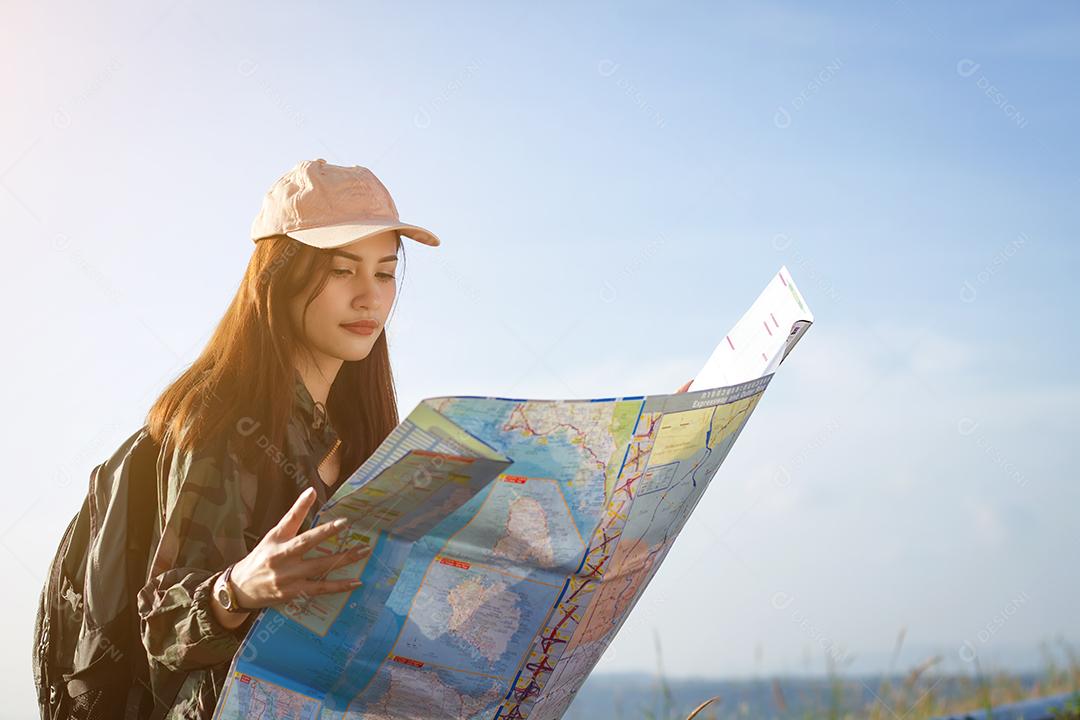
[217,586,231,609]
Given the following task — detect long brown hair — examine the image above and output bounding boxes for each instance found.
[146,233,404,487]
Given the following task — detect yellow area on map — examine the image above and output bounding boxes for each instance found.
[604,400,648,499]
[708,392,764,449]
[647,406,714,466]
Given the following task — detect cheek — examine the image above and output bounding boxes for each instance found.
[381,283,397,316]
[298,287,345,334]
[313,283,352,315]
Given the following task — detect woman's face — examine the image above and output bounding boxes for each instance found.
[290,229,399,364]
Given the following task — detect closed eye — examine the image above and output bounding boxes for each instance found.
[331,267,396,281]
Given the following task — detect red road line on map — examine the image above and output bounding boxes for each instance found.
[438,556,470,569]
[392,655,425,668]
[411,449,476,463]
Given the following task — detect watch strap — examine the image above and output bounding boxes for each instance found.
[220,563,249,613]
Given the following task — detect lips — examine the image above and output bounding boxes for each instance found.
[341,319,378,335]
[341,319,377,329]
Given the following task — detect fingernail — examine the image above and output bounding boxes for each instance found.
[350,579,363,587]
[333,518,347,528]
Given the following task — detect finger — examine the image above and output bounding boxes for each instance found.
[296,577,364,599]
[299,544,372,578]
[284,541,370,582]
[274,487,318,540]
[279,517,350,558]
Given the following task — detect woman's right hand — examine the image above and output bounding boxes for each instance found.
[230,487,371,610]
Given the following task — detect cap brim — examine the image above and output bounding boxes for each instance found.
[286,221,440,249]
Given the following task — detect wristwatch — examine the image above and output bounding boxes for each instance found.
[215,563,248,613]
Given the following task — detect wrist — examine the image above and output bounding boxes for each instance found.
[214,562,251,614]
[209,572,249,632]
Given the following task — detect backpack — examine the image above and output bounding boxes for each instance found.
[32,427,163,720]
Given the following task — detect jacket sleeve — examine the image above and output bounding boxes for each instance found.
[136,437,257,673]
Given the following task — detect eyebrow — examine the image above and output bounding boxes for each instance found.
[329,250,398,263]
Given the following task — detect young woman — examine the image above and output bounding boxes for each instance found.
[133,159,441,718]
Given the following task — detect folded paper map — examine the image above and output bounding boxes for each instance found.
[213,265,815,720]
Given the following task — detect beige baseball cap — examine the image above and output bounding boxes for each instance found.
[250,158,440,248]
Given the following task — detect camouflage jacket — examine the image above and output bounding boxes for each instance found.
[136,370,342,719]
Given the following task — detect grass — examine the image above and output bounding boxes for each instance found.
[626,633,1080,720]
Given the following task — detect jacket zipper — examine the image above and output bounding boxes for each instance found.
[317,438,341,474]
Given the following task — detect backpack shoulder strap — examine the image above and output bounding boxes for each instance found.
[123,428,163,717]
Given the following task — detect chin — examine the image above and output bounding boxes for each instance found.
[335,342,376,362]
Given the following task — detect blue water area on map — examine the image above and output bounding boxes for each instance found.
[445,477,588,579]
[233,530,410,707]
[350,661,507,718]
[317,482,570,709]
[392,558,560,678]
[435,397,625,541]
[311,500,481,706]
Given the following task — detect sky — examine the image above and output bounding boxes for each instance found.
[2,0,1078,714]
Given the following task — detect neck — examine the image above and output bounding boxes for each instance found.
[295,351,344,406]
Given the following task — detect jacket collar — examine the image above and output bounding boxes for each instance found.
[291,368,340,454]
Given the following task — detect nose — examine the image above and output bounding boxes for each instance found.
[350,274,381,310]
